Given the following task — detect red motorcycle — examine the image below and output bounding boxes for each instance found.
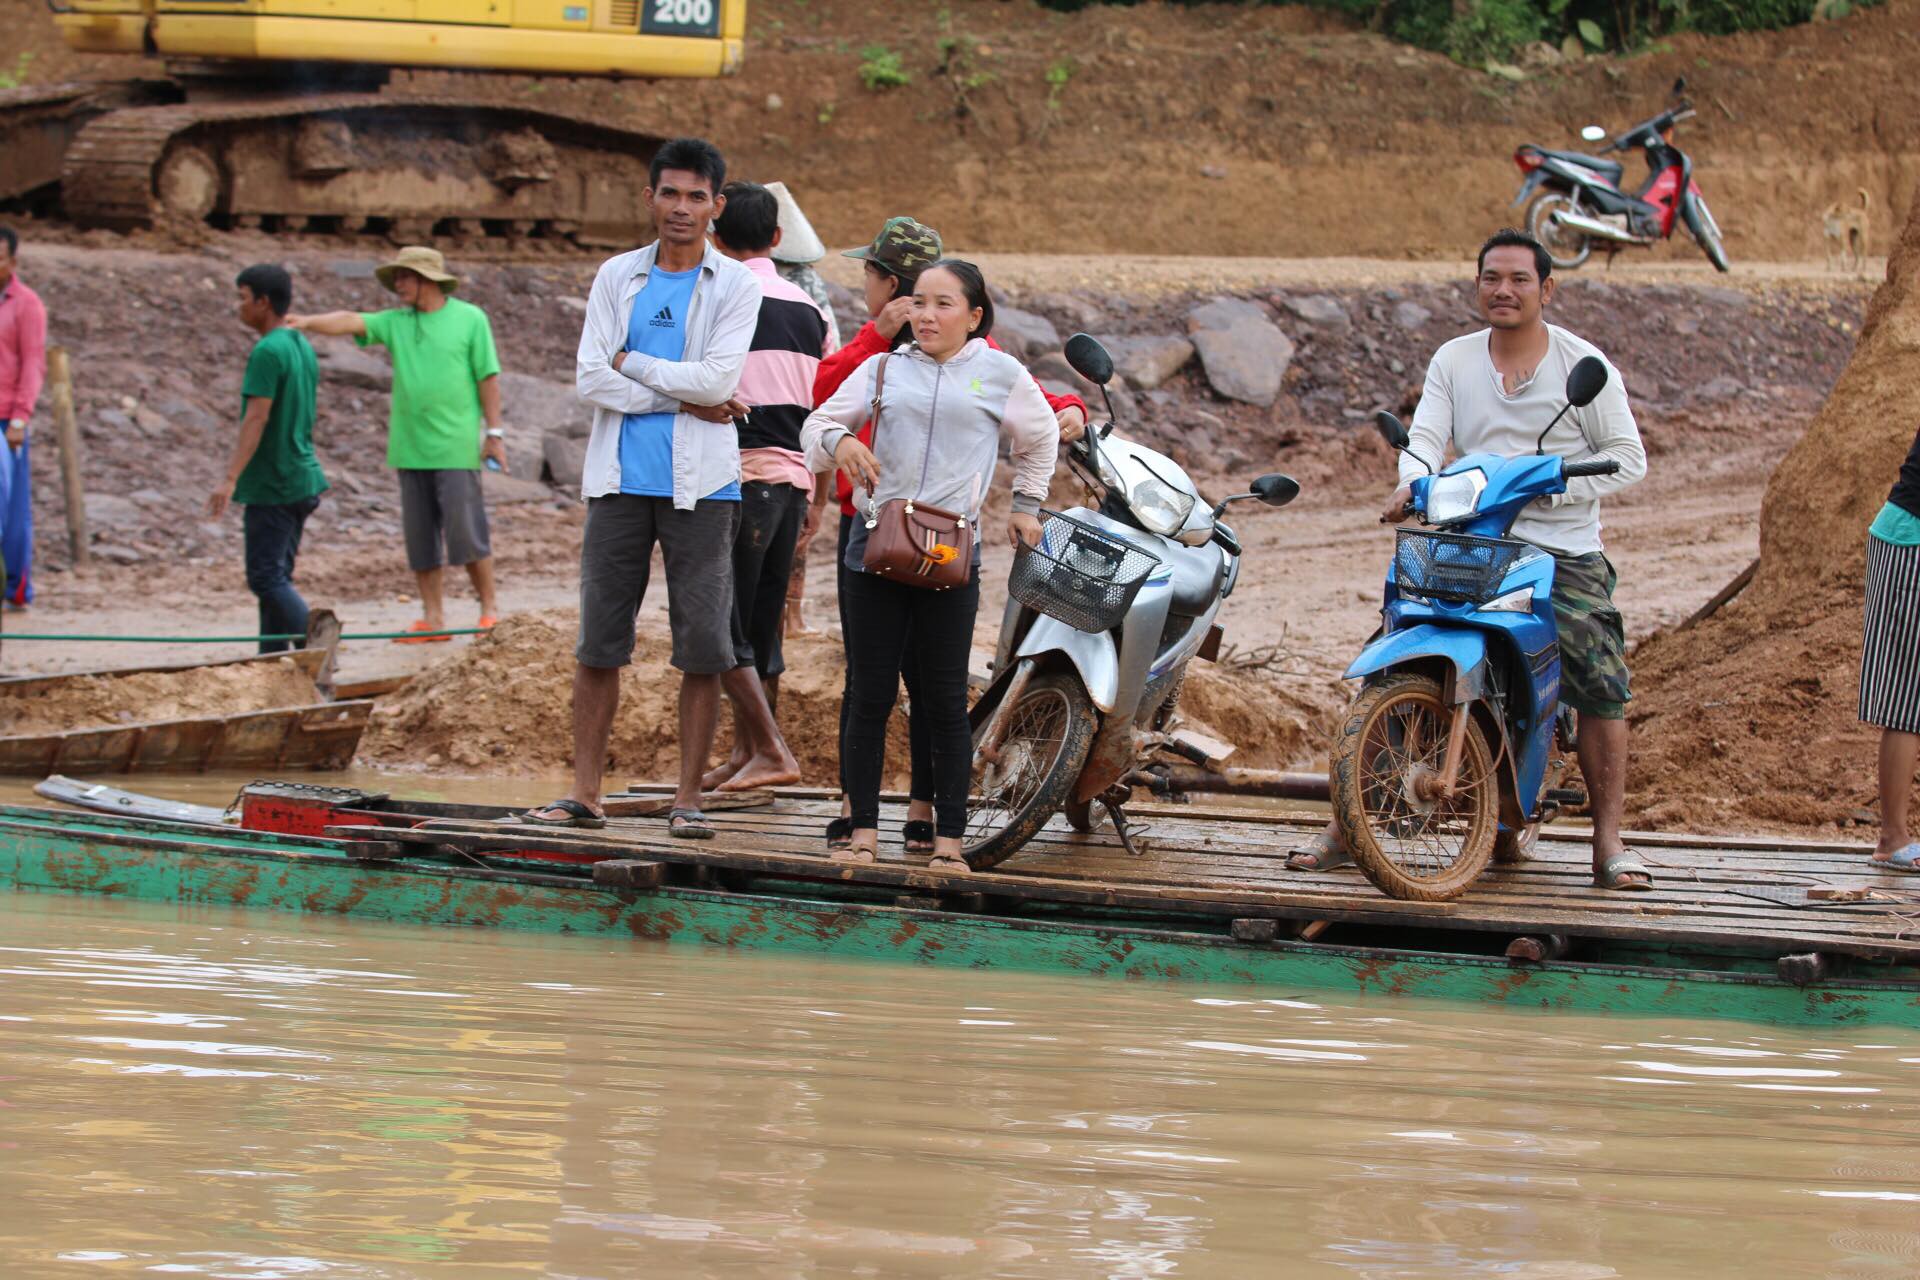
[1511,78,1728,273]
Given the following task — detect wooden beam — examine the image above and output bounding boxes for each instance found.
[47,347,88,570]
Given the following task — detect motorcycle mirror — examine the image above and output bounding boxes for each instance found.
[1580,124,1607,142]
[1252,474,1300,508]
[1373,410,1411,451]
[1565,355,1610,407]
[1064,333,1114,387]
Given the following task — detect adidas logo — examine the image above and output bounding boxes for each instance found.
[648,305,675,328]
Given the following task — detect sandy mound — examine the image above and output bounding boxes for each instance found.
[359,612,1332,784]
[0,658,320,736]
[1627,194,1920,834]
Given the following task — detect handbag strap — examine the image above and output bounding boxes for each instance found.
[864,346,968,525]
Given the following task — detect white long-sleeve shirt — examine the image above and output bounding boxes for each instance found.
[1403,324,1647,556]
[574,240,761,508]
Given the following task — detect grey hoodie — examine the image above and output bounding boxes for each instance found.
[801,338,1058,569]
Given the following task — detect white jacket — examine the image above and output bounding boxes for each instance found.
[574,241,762,508]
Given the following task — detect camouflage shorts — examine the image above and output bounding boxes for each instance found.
[1550,552,1631,720]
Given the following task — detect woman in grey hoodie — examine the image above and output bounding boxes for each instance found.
[801,260,1059,870]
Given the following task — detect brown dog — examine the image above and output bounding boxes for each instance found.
[1823,188,1870,274]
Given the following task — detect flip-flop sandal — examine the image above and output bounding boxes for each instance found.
[824,816,854,850]
[668,808,716,840]
[478,615,499,630]
[1872,841,1920,873]
[902,819,936,854]
[1286,831,1355,872]
[1595,855,1654,891]
[518,798,606,829]
[394,620,453,645]
[831,840,877,864]
[927,854,970,873]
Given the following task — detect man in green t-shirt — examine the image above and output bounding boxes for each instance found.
[290,246,507,642]
[206,264,329,655]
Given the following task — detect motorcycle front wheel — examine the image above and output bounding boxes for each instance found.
[964,672,1097,870]
[1682,192,1730,273]
[1526,192,1593,270]
[1330,674,1499,901]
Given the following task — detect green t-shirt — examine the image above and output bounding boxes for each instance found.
[1870,500,1920,547]
[234,326,328,506]
[357,297,502,470]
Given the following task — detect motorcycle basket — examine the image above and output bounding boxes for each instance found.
[1009,511,1161,634]
[1394,529,1526,604]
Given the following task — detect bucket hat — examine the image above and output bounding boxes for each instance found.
[841,215,942,276]
[375,245,460,293]
[766,181,827,265]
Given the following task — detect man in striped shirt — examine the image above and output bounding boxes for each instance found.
[702,180,837,790]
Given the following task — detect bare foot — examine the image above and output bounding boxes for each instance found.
[719,751,802,792]
[701,754,748,791]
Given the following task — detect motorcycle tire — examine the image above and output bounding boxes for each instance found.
[1526,192,1593,270]
[1682,192,1730,273]
[1330,673,1499,902]
[964,671,1097,870]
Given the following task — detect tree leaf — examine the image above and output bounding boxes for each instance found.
[1577,17,1606,47]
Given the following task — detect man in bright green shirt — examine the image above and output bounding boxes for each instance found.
[291,246,507,641]
[206,263,329,654]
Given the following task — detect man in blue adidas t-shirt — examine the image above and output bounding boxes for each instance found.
[527,137,791,838]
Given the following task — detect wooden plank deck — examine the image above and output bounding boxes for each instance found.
[338,797,1920,966]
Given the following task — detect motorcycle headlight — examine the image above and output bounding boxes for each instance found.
[1424,469,1487,524]
[1479,586,1535,613]
[1128,469,1197,536]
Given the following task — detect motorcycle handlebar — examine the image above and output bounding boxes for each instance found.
[1564,458,1621,478]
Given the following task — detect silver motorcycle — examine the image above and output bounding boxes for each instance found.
[963,334,1301,869]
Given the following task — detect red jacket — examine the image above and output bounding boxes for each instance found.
[812,321,1086,517]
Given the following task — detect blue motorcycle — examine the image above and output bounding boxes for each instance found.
[1330,357,1619,901]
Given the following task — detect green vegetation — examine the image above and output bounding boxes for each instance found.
[1033,0,1882,64]
[0,52,33,90]
[857,44,912,91]
[1044,57,1076,110]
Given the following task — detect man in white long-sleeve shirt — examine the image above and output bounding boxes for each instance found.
[1297,229,1652,890]
[523,136,790,836]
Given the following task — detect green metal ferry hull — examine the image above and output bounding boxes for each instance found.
[4,809,1917,1027]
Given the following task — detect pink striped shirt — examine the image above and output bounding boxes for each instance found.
[736,255,835,495]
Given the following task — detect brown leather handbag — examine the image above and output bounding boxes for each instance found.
[859,352,973,590]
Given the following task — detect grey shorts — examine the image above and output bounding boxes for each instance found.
[398,468,492,572]
[577,494,739,672]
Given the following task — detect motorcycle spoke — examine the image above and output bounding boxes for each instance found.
[966,691,1069,845]
[1355,695,1485,881]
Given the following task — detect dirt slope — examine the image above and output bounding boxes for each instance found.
[7,0,1917,261]
[1628,190,1920,833]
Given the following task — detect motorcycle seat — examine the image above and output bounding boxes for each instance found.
[1536,148,1625,183]
[1162,541,1227,617]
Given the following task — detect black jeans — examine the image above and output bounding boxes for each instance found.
[243,496,320,654]
[841,564,980,839]
[837,515,932,802]
[730,480,809,677]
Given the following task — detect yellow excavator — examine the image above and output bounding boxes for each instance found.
[0,0,747,242]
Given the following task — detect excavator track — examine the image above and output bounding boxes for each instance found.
[0,80,174,207]
[60,92,669,242]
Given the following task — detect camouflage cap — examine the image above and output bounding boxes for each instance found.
[841,215,942,275]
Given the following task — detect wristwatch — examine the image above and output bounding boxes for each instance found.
[485,427,505,439]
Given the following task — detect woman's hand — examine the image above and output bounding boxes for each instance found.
[1009,512,1043,549]
[834,435,881,492]
[1055,406,1087,443]
[876,295,915,337]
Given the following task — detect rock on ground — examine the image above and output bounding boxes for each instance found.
[1188,299,1295,408]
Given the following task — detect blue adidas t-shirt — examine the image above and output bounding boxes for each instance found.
[619,265,739,501]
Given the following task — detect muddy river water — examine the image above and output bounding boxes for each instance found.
[3,776,1920,1276]
[3,894,1919,1278]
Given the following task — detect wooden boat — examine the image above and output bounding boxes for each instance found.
[0,650,371,775]
[9,780,1920,1027]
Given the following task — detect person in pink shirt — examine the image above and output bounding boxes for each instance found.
[0,226,47,606]
[697,180,831,791]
